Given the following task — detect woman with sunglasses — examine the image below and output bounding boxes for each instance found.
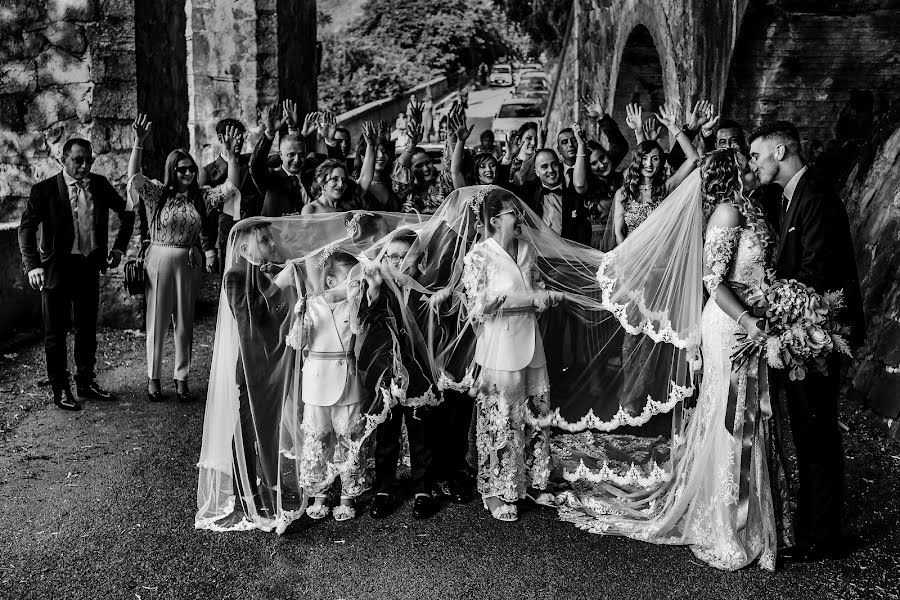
[302,122,378,215]
[460,190,564,522]
[128,113,242,402]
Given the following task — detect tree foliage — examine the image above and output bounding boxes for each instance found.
[491,0,571,57]
[318,0,527,113]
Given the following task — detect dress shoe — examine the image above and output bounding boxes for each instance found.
[53,386,82,411]
[446,478,476,504]
[779,542,848,563]
[147,390,164,402]
[77,381,117,401]
[369,493,395,519]
[412,494,439,519]
[174,380,195,403]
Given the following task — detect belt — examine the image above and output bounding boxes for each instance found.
[496,306,534,317]
[307,350,354,361]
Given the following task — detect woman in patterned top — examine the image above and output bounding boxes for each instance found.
[128,113,241,402]
[392,95,454,215]
[612,104,700,245]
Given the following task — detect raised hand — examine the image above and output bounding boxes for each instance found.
[301,112,319,137]
[406,121,424,148]
[656,102,681,134]
[505,132,521,159]
[221,125,241,161]
[581,94,605,120]
[407,95,424,126]
[572,122,587,145]
[378,120,391,141]
[454,115,475,142]
[642,116,663,141]
[264,103,285,137]
[132,113,152,144]
[687,100,712,131]
[537,119,548,149]
[701,113,720,138]
[624,103,642,132]
[362,121,379,145]
[282,99,299,128]
[317,111,337,143]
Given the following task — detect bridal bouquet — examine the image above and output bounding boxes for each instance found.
[731,277,853,380]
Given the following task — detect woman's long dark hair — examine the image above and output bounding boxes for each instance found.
[620,140,666,209]
[311,159,348,201]
[154,149,204,223]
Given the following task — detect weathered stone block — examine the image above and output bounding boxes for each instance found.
[91,82,137,119]
[43,21,88,55]
[96,51,134,82]
[36,46,91,87]
[99,0,133,19]
[25,88,78,129]
[0,60,38,94]
[0,2,42,28]
[48,0,98,22]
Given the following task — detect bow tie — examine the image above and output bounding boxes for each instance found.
[542,186,563,195]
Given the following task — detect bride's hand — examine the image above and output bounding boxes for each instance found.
[740,314,768,342]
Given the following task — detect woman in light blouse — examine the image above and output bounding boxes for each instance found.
[128,113,241,402]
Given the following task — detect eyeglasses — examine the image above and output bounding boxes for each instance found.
[494,208,521,219]
[325,175,347,186]
[69,156,94,165]
[384,253,408,265]
[175,165,199,175]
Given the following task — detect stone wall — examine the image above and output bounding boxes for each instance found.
[0,222,40,339]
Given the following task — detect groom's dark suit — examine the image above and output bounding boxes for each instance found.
[18,171,134,389]
[774,166,865,549]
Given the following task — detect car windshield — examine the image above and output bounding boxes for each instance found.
[497,102,545,118]
[494,66,511,73]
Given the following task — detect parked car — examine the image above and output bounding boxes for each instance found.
[394,142,446,170]
[489,64,514,87]
[518,71,549,87]
[514,79,549,98]
[491,98,547,143]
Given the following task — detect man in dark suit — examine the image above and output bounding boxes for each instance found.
[201,118,264,269]
[515,148,591,245]
[18,138,135,411]
[749,121,866,561]
[224,221,296,516]
[251,102,316,217]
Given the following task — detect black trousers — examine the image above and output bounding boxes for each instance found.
[232,362,282,512]
[374,404,433,495]
[41,254,100,389]
[431,388,475,483]
[785,356,844,547]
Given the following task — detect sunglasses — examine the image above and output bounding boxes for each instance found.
[175,165,199,175]
[70,156,94,165]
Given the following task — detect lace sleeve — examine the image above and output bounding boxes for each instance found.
[527,258,550,313]
[392,162,415,211]
[462,248,489,324]
[702,225,741,299]
[202,180,240,216]
[127,174,165,217]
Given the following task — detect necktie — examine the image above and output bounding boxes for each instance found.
[565,167,573,189]
[780,194,788,219]
[71,180,94,256]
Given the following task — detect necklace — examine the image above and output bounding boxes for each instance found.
[639,183,652,191]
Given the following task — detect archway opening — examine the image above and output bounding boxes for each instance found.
[611,25,665,156]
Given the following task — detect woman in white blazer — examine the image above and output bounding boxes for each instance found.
[461,193,564,522]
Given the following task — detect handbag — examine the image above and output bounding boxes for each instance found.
[123,257,145,296]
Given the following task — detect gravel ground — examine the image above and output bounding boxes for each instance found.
[1,276,898,600]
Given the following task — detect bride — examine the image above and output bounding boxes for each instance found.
[557,149,793,571]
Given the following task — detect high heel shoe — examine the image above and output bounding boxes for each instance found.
[333,496,356,522]
[148,379,164,402]
[483,497,517,522]
[174,379,194,403]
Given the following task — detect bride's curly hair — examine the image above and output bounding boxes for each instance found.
[700,148,774,253]
[620,141,666,209]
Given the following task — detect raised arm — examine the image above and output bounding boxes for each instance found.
[571,122,589,194]
[250,103,283,193]
[128,113,151,179]
[356,122,379,193]
[583,94,629,168]
[397,95,424,168]
[450,106,474,189]
[656,103,699,192]
[613,188,626,245]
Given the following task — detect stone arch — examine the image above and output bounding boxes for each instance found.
[609,24,667,153]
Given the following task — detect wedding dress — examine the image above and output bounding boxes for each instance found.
[556,190,789,571]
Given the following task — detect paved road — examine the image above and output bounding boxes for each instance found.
[1,278,898,599]
[464,85,517,142]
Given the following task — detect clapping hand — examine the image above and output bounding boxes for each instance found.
[132,113,152,144]
[642,116,663,141]
[624,103,643,132]
[581,94,605,120]
[264,103,285,137]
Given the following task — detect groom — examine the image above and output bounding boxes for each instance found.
[748,121,865,561]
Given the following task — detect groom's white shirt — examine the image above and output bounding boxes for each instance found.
[782,165,808,213]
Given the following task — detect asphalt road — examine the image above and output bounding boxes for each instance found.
[1,276,898,600]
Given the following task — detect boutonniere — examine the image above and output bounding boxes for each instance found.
[571,210,578,218]
[788,227,796,233]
